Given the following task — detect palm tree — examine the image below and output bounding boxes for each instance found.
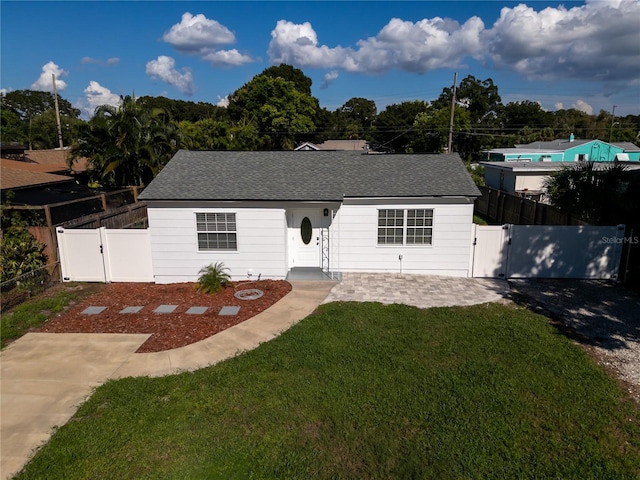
[71,95,180,187]
[544,162,630,224]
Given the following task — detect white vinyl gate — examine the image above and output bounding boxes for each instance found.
[57,227,154,282]
[471,224,626,279]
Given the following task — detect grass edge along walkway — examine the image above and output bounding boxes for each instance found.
[14,301,640,480]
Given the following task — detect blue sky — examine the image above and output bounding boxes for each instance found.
[1,1,639,119]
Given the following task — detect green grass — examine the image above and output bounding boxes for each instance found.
[1,284,102,348]
[15,302,640,479]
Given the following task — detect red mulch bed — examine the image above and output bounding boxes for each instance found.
[37,280,292,353]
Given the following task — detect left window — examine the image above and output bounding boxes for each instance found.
[196,212,237,251]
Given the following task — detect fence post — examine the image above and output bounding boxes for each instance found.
[518,199,524,225]
[100,193,107,212]
[43,205,61,267]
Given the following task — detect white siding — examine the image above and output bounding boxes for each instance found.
[514,173,547,192]
[329,202,474,277]
[148,207,287,283]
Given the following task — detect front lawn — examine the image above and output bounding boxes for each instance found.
[1,283,104,349]
[15,302,640,479]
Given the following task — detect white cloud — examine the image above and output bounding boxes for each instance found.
[31,61,68,91]
[321,71,339,89]
[80,81,121,117]
[572,100,593,115]
[351,16,484,73]
[163,12,235,54]
[201,49,253,67]
[146,55,194,95]
[266,1,638,90]
[484,0,640,84]
[0,88,10,96]
[216,95,229,107]
[81,56,120,66]
[267,17,484,73]
[268,20,349,69]
[555,102,564,110]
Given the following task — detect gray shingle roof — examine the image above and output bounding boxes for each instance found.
[139,150,481,201]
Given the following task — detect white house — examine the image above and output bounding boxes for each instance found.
[138,150,481,283]
[481,161,640,202]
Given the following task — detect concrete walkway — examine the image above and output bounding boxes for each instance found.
[1,275,508,479]
[1,280,335,480]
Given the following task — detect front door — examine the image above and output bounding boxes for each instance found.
[291,209,321,267]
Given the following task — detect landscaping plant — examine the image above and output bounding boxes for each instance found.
[196,262,232,293]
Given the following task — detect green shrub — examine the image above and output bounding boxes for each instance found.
[1,197,48,283]
[196,262,232,293]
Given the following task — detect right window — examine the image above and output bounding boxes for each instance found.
[378,209,433,246]
[406,209,433,245]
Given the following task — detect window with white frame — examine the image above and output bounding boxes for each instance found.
[406,209,433,244]
[196,212,237,251]
[378,209,404,245]
[378,209,433,245]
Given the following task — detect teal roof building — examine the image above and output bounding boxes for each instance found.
[484,135,640,163]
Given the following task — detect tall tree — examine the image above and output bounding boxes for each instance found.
[227,73,317,150]
[139,96,225,123]
[333,97,377,140]
[2,89,80,121]
[1,90,82,147]
[371,100,430,152]
[261,64,313,96]
[432,75,503,161]
[499,101,555,132]
[72,95,179,187]
[412,106,471,153]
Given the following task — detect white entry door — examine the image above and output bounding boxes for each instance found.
[291,209,321,267]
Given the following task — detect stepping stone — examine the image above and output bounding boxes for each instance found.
[119,306,144,314]
[154,305,177,314]
[81,306,107,315]
[186,306,208,315]
[219,306,240,316]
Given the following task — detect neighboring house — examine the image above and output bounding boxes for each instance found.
[295,139,368,151]
[24,148,88,174]
[1,158,76,197]
[138,150,481,283]
[1,148,91,205]
[480,160,640,201]
[483,135,640,163]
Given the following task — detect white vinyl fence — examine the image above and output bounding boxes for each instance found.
[58,224,626,283]
[470,224,626,279]
[57,227,153,282]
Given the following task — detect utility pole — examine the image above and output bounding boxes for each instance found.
[52,73,64,149]
[447,71,458,154]
[609,105,617,143]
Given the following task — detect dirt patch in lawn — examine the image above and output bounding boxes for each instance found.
[37,281,292,353]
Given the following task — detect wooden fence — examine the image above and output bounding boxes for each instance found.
[2,187,148,272]
[60,202,147,229]
[475,186,589,226]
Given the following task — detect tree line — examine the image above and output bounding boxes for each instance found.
[2,64,639,187]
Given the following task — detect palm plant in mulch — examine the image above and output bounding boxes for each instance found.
[196,262,232,293]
